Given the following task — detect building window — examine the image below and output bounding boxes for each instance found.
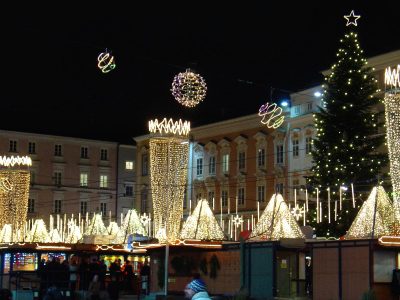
[54,200,62,214]
[54,172,62,186]
[238,187,245,206]
[208,191,215,206]
[141,190,148,214]
[30,171,36,185]
[100,202,107,216]
[306,137,313,155]
[277,183,284,194]
[238,152,246,170]
[125,185,133,196]
[142,154,148,176]
[126,161,134,170]
[222,154,229,173]
[209,156,216,175]
[81,147,88,159]
[257,148,265,168]
[28,142,36,154]
[276,145,283,164]
[257,186,265,202]
[100,175,108,188]
[100,149,108,161]
[307,102,313,112]
[28,198,35,213]
[9,140,17,152]
[54,144,62,156]
[80,173,88,187]
[293,139,299,158]
[196,158,203,177]
[294,105,301,115]
[80,201,88,214]
[221,190,228,207]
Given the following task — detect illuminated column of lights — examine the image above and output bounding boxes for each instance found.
[250,193,305,240]
[346,186,393,239]
[180,199,225,240]
[149,118,190,243]
[0,169,30,234]
[384,65,400,222]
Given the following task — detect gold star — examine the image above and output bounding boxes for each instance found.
[344,10,361,27]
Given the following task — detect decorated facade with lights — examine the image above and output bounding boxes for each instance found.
[148,118,190,242]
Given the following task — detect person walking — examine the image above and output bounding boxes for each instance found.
[184,279,211,300]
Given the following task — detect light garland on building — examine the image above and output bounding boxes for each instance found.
[97,50,116,73]
[346,186,393,239]
[149,124,189,243]
[148,118,190,136]
[258,102,285,129]
[384,65,400,223]
[0,170,30,234]
[0,156,32,167]
[250,193,305,240]
[180,199,225,241]
[171,69,207,107]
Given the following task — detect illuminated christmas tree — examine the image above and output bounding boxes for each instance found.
[346,186,393,239]
[180,199,225,240]
[250,193,304,240]
[308,11,387,237]
[84,214,107,236]
[28,219,49,242]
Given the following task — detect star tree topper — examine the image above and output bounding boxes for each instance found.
[344,10,361,27]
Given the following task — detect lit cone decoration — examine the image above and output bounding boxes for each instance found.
[180,199,225,241]
[346,186,393,239]
[84,214,107,236]
[250,193,305,240]
[28,219,50,242]
[114,209,146,244]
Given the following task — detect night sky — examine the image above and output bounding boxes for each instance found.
[2,4,400,144]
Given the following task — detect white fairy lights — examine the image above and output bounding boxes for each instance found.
[0,170,30,233]
[171,69,207,107]
[180,199,225,240]
[250,193,305,240]
[148,118,190,136]
[384,65,400,222]
[0,156,32,167]
[149,122,190,243]
[346,186,393,239]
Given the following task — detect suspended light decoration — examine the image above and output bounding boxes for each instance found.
[149,118,190,243]
[258,102,285,129]
[171,69,207,107]
[384,64,400,223]
[97,50,116,73]
[343,10,361,27]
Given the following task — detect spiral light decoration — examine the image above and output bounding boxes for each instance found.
[171,69,207,107]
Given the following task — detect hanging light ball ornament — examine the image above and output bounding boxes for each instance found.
[97,50,116,73]
[171,69,207,107]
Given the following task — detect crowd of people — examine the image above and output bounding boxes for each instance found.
[36,256,150,300]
